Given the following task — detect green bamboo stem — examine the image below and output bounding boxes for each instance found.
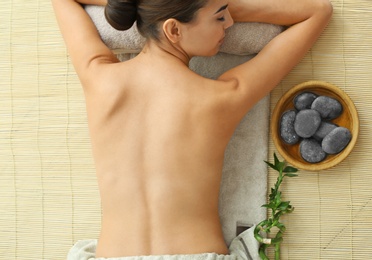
[254,153,298,260]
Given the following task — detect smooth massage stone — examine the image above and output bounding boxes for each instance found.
[293,91,318,110]
[322,127,352,154]
[313,121,338,141]
[280,110,300,144]
[294,109,322,138]
[300,138,327,163]
[311,96,343,120]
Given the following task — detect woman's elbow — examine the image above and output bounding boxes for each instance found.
[318,0,334,19]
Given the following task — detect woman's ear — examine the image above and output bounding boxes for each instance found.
[162,18,182,43]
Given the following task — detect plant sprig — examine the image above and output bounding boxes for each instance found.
[254,153,298,260]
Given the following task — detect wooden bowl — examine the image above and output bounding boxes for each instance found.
[272,81,359,171]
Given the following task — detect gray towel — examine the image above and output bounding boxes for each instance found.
[85,5,283,56]
[67,226,260,260]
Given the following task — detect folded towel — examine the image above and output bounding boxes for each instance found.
[190,53,269,245]
[85,5,284,55]
[67,226,260,260]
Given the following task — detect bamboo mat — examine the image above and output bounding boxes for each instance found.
[267,0,372,259]
[1,1,101,259]
[1,0,371,260]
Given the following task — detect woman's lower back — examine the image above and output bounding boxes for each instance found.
[95,176,229,257]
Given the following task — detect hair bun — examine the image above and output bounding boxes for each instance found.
[104,0,137,31]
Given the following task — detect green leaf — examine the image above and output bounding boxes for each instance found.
[274,211,284,219]
[266,219,273,228]
[269,190,276,201]
[278,201,290,211]
[261,203,272,209]
[276,222,286,232]
[283,166,298,173]
[265,160,277,171]
[284,173,298,177]
[274,153,280,166]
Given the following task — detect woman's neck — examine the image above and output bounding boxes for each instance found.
[141,39,191,66]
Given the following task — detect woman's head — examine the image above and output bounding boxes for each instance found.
[105,0,209,41]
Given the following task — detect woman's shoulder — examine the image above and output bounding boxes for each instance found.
[79,59,134,96]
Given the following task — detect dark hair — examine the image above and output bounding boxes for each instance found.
[105,0,208,40]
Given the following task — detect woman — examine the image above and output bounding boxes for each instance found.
[52,0,332,259]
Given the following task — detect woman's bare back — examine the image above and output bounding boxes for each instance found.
[87,51,238,257]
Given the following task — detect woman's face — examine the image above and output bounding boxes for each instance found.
[179,0,233,57]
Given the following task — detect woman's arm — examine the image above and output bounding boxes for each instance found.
[219,0,333,115]
[229,0,328,25]
[52,0,117,86]
[76,0,106,4]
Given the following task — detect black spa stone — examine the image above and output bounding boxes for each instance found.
[313,121,338,141]
[280,110,299,144]
[300,138,327,163]
[311,96,343,120]
[322,127,352,154]
[294,109,322,138]
[294,91,318,110]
